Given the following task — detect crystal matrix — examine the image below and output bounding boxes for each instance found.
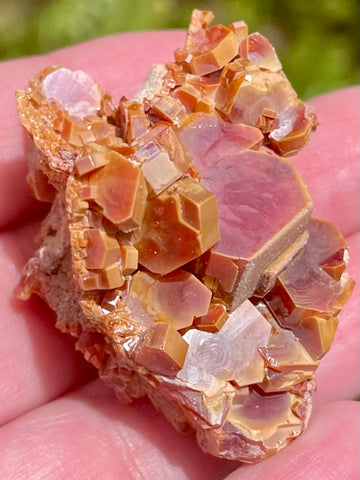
[16,9,354,463]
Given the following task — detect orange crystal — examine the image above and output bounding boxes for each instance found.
[84,228,120,269]
[89,151,148,231]
[129,270,212,330]
[194,302,228,332]
[134,177,220,274]
[16,9,353,465]
[135,322,189,376]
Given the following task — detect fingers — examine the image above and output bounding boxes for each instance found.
[225,400,359,480]
[1,379,358,480]
[294,86,360,237]
[0,56,55,229]
[0,379,236,480]
[0,225,95,426]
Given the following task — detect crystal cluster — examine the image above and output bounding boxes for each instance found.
[16,10,354,463]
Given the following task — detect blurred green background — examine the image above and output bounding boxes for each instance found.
[0,0,359,99]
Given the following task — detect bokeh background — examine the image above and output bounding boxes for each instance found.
[0,0,359,99]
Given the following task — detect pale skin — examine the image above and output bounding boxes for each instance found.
[0,31,359,479]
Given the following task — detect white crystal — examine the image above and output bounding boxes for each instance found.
[269,106,297,141]
[42,68,102,120]
[178,300,271,395]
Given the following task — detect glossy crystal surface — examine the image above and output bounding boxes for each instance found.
[16,9,353,464]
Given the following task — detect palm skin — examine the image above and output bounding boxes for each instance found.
[0,31,358,480]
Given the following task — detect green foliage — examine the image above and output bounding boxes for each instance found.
[0,0,358,98]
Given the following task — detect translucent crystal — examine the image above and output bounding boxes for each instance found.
[16,8,353,464]
[42,67,102,119]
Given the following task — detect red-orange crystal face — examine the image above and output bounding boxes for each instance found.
[16,8,353,464]
[89,151,147,231]
[134,177,220,274]
[178,116,312,307]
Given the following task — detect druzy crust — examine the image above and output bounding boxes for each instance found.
[16,9,353,464]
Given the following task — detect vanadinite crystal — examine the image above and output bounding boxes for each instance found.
[16,9,354,463]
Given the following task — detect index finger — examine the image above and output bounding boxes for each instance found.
[294,86,360,236]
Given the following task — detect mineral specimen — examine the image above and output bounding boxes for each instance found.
[16,9,354,463]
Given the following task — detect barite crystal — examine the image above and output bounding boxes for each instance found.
[16,9,354,463]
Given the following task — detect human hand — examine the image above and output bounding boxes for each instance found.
[0,32,359,479]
